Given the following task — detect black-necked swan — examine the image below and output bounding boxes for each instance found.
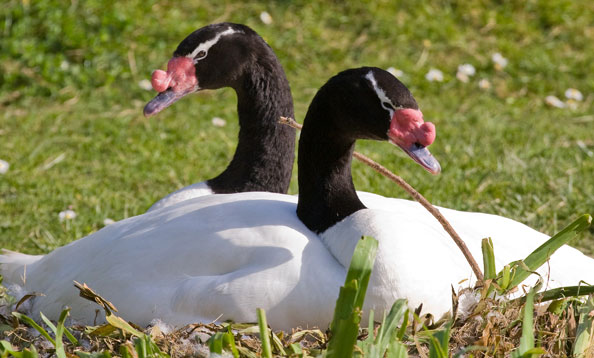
[1,68,593,331]
[144,23,295,211]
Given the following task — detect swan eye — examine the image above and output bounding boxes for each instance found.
[382,101,394,111]
[196,50,207,60]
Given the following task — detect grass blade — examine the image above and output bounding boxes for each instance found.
[135,336,147,358]
[481,237,496,280]
[288,343,303,357]
[271,331,286,356]
[224,327,240,358]
[36,309,78,358]
[257,308,272,358]
[499,264,512,291]
[386,340,409,358]
[62,324,79,345]
[506,214,592,292]
[364,309,374,346]
[511,287,545,358]
[396,308,408,341]
[357,299,409,357]
[208,332,223,355]
[75,352,112,358]
[428,323,451,358]
[55,309,79,345]
[517,288,535,356]
[104,313,168,358]
[12,312,55,346]
[104,313,144,338]
[375,300,408,354]
[0,341,39,358]
[573,296,594,357]
[118,343,133,358]
[326,236,378,358]
[44,312,65,358]
[39,312,58,337]
[513,285,594,304]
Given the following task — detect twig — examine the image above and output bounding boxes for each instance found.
[279,116,484,282]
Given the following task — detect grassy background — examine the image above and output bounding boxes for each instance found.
[1,0,593,255]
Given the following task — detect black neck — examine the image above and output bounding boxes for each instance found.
[207,58,295,194]
[296,103,366,234]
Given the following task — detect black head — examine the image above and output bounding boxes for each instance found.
[173,23,269,89]
[304,67,440,173]
[144,23,273,117]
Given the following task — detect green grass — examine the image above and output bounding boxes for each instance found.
[0,0,593,254]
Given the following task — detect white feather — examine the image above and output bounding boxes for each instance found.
[148,181,213,212]
[2,191,593,331]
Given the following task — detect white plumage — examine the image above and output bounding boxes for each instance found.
[148,181,213,212]
[2,192,593,330]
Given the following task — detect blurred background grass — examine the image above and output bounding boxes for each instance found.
[0,0,593,254]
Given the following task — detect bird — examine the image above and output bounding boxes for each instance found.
[144,23,442,216]
[2,68,593,332]
[144,23,295,211]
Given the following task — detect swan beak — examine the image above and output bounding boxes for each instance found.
[144,89,187,117]
[397,142,441,175]
[144,57,198,117]
[388,109,440,174]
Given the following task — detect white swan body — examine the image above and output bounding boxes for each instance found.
[148,187,594,289]
[1,193,343,330]
[330,197,594,318]
[148,189,594,291]
[2,191,593,331]
[356,191,594,290]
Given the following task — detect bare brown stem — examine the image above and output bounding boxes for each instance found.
[280,116,484,282]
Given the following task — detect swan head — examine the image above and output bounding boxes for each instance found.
[144,23,265,117]
[307,67,441,174]
[364,68,440,174]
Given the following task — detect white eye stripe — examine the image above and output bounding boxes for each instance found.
[187,27,241,61]
[365,71,399,116]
